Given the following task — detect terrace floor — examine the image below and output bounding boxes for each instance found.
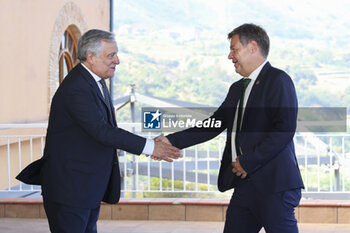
[1,218,350,233]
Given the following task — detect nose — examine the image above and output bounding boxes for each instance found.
[228,51,233,60]
[113,55,120,65]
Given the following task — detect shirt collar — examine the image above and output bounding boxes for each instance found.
[246,60,268,80]
[81,63,102,83]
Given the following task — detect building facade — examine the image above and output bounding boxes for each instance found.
[0,0,110,190]
[0,0,110,124]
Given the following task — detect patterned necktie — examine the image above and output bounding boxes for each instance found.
[99,79,117,127]
[235,78,251,156]
[99,79,112,108]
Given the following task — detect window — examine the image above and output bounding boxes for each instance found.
[58,28,79,84]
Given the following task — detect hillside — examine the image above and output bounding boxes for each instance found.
[112,0,350,113]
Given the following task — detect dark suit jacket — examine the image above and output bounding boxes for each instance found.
[167,62,304,194]
[40,63,146,208]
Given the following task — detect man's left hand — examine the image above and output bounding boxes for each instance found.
[232,157,247,179]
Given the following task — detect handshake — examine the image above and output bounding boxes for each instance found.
[149,134,181,162]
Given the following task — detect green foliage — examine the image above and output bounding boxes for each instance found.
[142,177,232,198]
[299,165,350,192]
[113,0,350,117]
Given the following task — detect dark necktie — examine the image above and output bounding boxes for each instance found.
[99,79,116,126]
[99,79,112,108]
[235,78,251,156]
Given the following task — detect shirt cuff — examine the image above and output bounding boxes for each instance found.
[141,138,155,155]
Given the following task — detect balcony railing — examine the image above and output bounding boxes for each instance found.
[1,123,349,199]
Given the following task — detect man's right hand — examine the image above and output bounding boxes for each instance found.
[152,137,181,162]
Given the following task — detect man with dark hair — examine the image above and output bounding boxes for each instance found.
[39,29,181,233]
[157,23,304,232]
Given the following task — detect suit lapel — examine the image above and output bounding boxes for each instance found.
[77,64,117,126]
[244,62,271,109]
[241,62,271,128]
[107,94,117,127]
[230,78,244,129]
[238,63,271,151]
[77,64,105,102]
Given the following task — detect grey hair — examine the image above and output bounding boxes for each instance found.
[228,23,270,58]
[77,29,116,62]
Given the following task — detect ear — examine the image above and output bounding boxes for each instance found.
[85,52,95,65]
[249,40,259,54]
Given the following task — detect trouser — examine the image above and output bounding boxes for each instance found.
[43,198,101,233]
[223,179,301,233]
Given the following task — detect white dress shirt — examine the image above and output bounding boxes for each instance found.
[231,60,267,161]
[81,63,154,155]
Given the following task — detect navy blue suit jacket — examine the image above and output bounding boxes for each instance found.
[41,64,146,208]
[167,62,304,194]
